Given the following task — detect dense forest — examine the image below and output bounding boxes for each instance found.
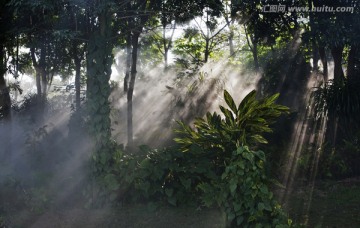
[1,0,360,227]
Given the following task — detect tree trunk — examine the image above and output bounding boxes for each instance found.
[73,42,81,111]
[0,44,12,159]
[86,9,112,157]
[312,42,319,70]
[253,41,259,71]
[229,29,235,57]
[163,24,168,69]
[319,46,328,81]
[39,43,47,97]
[162,21,175,70]
[30,47,42,96]
[204,38,210,63]
[347,45,357,84]
[124,33,131,92]
[127,32,140,146]
[331,46,345,83]
[0,45,11,121]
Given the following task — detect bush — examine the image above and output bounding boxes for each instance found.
[119,90,291,227]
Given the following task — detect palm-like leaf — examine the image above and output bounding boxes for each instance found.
[175,90,289,154]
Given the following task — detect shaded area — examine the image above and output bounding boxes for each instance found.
[5,205,224,228]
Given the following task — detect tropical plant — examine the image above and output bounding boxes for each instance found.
[173,90,290,227]
[175,89,290,152]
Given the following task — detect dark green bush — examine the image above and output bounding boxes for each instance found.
[118,90,291,227]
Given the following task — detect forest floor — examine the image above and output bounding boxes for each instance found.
[4,178,360,228]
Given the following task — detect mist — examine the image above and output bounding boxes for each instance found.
[109,58,260,147]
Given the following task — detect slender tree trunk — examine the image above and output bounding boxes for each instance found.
[162,21,175,70]
[40,43,47,97]
[204,38,210,63]
[331,46,345,83]
[319,46,328,81]
[0,45,11,120]
[347,45,357,83]
[252,41,259,71]
[229,29,235,57]
[312,43,319,70]
[124,33,131,92]
[0,44,11,159]
[73,42,81,110]
[127,32,140,146]
[30,47,42,96]
[244,26,259,71]
[163,24,168,69]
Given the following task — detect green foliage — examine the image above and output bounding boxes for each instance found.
[115,91,290,224]
[313,79,360,178]
[172,90,290,227]
[116,146,201,207]
[175,89,289,152]
[318,131,360,179]
[173,28,205,63]
[200,147,290,227]
[313,79,360,124]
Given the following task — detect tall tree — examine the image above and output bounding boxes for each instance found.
[116,0,161,146]
[0,0,16,159]
[85,0,114,167]
[0,0,13,123]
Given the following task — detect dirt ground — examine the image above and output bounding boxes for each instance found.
[7,205,224,228]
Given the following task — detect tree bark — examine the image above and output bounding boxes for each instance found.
[163,24,168,69]
[86,9,112,155]
[30,47,42,96]
[124,33,131,92]
[319,46,328,81]
[39,43,47,96]
[127,31,140,146]
[0,45,11,121]
[73,42,81,110]
[229,29,235,57]
[0,44,12,159]
[252,41,259,71]
[312,42,319,70]
[204,38,210,63]
[331,46,345,83]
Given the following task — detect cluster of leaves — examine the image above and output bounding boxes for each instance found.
[318,132,360,179]
[312,78,360,179]
[173,90,289,226]
[116,90,290,226]
[313,79,360,124]
[175,89,289,152]
[198,146,291,227]
[116,146,199,207]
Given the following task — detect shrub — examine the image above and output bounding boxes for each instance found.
[173,90,290,227]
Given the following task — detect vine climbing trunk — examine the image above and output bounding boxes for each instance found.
[127,31,140,146]
[86,8,112,167]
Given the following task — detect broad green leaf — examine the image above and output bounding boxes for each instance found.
[224,90,237,113]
